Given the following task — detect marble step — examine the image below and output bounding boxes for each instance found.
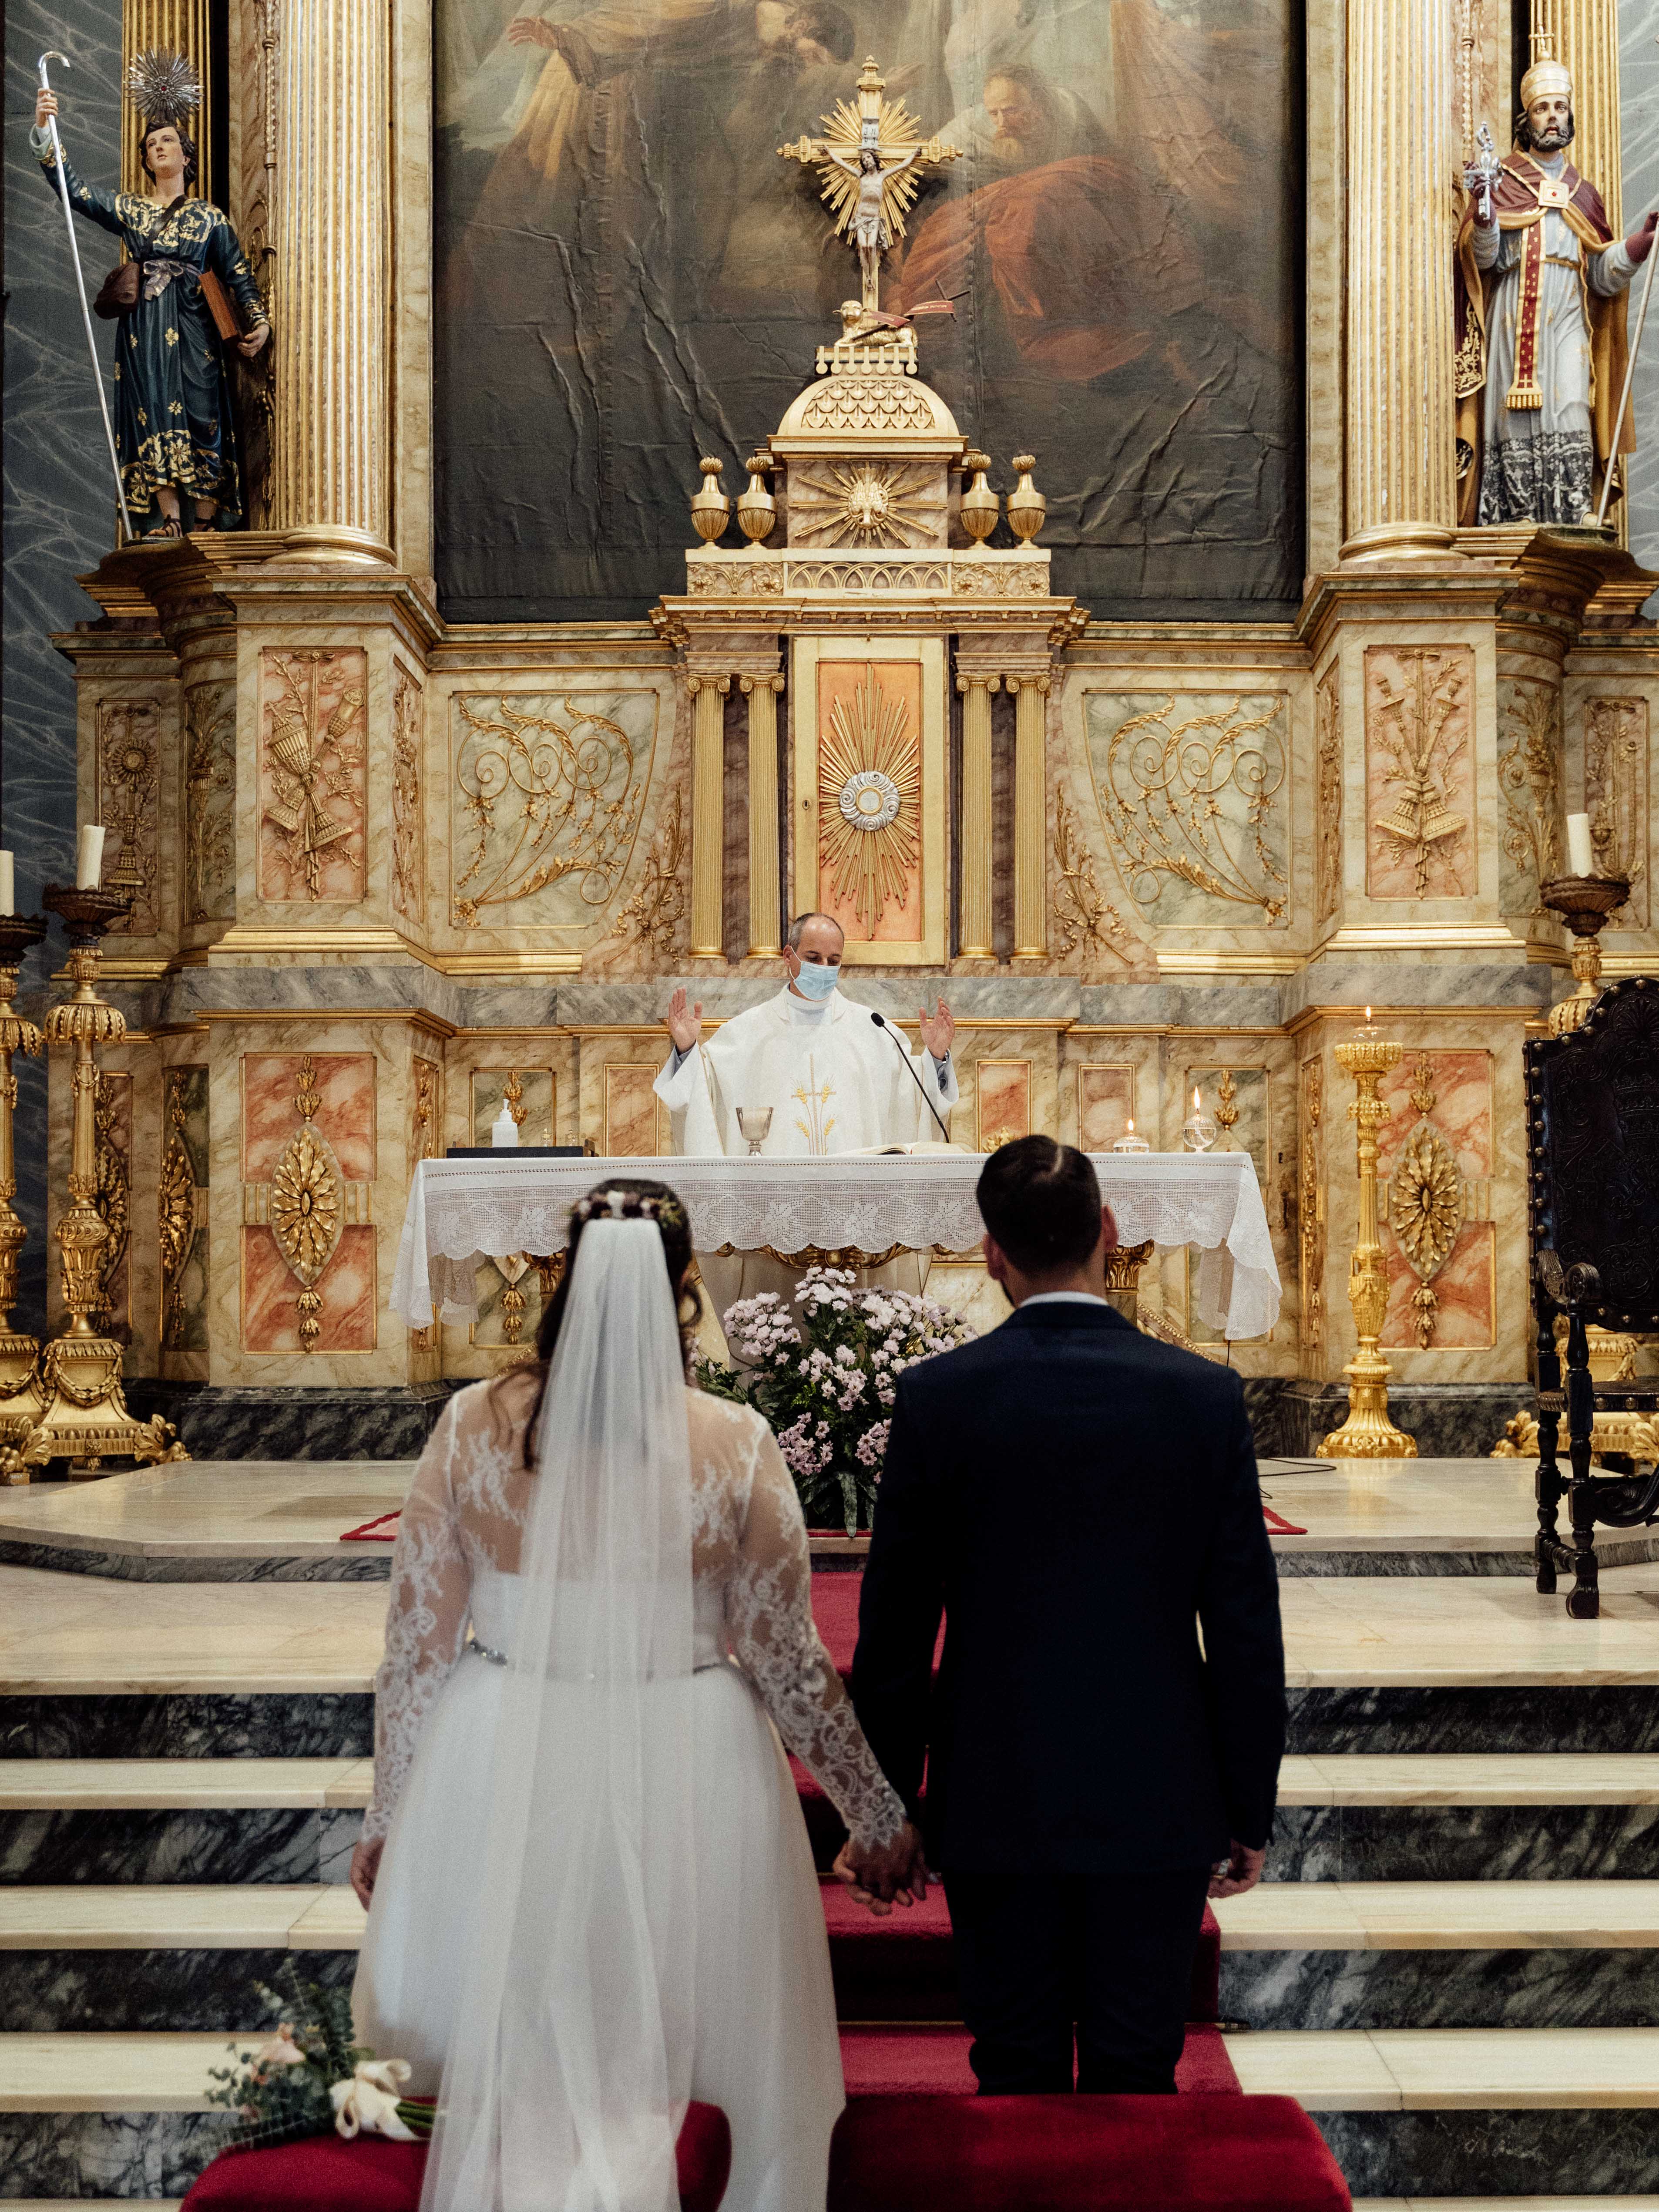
[5,2030,1659,2201]
[1353,2203,1659,2210]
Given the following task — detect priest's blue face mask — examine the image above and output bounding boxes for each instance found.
[792,958,840,1000]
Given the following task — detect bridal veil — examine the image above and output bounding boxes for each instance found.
[420,1213,696,2212]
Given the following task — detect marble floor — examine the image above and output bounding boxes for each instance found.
[0,1457,1601,1571]
[6,1556,1659,1694]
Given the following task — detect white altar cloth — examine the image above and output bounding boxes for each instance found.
[390,1152,1281,1341]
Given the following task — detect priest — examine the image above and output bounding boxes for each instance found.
[654,912,958,1156]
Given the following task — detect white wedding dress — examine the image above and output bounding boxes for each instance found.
[353,1360,906,2212]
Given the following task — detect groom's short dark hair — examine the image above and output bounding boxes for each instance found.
[977,1135,1103,1274]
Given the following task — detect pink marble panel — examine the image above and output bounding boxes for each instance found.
[241,1223,377,1354]
[1381,1222,1495,1350]
[242,1054,377,1183]
[976,1061,1031,1153]
[606,1065,666,1156]
[1078,1065,1133,1152]
[1375,1051,1491,1180]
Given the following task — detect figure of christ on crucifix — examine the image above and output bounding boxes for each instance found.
[779,57,960,313]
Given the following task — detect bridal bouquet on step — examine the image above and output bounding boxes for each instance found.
[206,1961,433,2152]
[705,1266,971,1535]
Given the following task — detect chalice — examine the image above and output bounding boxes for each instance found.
[736,1108,774,1157]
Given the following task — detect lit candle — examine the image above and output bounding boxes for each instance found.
[0,854,16,918]
[1125,1117,1135,1135]
[76,825,105,891]
[1566,812,1595,877]
[1192,1086,1201,1111]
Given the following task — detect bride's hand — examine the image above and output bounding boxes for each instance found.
[834,1823,930,1917]
[349,1836,384,1909]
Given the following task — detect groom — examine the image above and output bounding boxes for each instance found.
[844,1135,1286,2094]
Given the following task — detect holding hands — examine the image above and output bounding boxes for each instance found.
[1208,1839,1266,1899]
[833,1820,932,1917]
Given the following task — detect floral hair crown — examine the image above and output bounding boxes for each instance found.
[570,1187,687,1233]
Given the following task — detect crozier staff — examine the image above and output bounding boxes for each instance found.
[654,911,958,1157]
[32,54,269,541]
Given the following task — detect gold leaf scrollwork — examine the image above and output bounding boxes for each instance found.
[819,666,920,935]
[1498,682,1562,914]
[184,683,235,925]
[1051,790,1131,962]
[1389,1119,1464,1349]
[1215,1069,1240,1136]
[1298,1060,1325,1353]
[453,694,647,925]
[98,703,159,935]
[1315,668,1343,923]
[158,1084,195,1353]
[1585,697,1648,922]
[262,652,366,901]
[91,1074,129,1334]
[390,667,423,923]
[618,788,687,956]
[1370,652,1469,897]
[271,1060,342,1353]
[1102,696,1288,921]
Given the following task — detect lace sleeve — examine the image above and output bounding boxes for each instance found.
[725,1422,907,1852]
[364,1398,471,1844]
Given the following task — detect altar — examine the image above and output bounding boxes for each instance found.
[390,1152,1281,1345]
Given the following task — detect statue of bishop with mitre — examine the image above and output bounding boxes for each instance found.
[1456,49,1657,527]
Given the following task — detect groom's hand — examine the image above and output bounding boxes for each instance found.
[835,1823,931,1917]
[1208,1840,1266,1898]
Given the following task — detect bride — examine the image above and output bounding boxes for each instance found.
[349,1177,926,2211]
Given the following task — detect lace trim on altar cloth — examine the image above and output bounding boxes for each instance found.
[392,1154,1282,1343]
[1478,428,1595,525]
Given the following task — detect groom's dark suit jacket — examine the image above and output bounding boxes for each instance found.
[851,1300,1286,1876]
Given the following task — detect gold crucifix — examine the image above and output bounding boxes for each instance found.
[778,57,959,312]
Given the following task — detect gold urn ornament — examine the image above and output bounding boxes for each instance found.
[690,457,731,545]
[1006,454,1046,545]
[735,454,777,545]
[959,451,999,546]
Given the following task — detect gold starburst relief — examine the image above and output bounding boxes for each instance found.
[819,667,920,936]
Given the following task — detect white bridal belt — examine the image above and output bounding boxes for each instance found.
[391,1153,1282,1343]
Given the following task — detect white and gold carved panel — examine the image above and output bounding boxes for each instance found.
[1583,696,1649,928]
[1496,676,1562,921]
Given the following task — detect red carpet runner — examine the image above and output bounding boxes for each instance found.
[806,1568,1239,2098]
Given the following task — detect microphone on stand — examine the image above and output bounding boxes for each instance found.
[870,1011,952,1141]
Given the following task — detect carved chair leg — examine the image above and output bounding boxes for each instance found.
[1567,1485,1602,1620]
[1535,1301,1562,1596]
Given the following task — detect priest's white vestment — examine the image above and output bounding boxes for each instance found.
[653,985,959,1157]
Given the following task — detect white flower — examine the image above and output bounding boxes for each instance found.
[331,2059,415,2141]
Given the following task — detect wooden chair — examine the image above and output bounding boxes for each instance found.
[1526,975,1659,1617]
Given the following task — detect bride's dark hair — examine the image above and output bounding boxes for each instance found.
[503,1176,702,1465]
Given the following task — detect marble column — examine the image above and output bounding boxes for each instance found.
[688,675,730,960]
[122,0,212,197]
[1342,0,1458,560]
[265,0,393,562]
[741,674,783,958]
[1010,674,1049,961]
[957,673,998,959]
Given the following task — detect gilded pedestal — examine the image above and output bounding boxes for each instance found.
[1321,1031,1417,1458]
[0,917,47,1475]
[25,888,186,1477]
[1541,874,1630,1035]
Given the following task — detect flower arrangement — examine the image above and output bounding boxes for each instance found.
[702,1267,972,1534]
[206,1961,432,2152]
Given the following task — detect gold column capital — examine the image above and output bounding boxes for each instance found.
[955,672,1002,695]
[739,673,785,696]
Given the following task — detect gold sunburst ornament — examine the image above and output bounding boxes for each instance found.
[820,667,920,935]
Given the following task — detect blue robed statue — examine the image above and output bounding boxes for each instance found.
[32,54,269,540]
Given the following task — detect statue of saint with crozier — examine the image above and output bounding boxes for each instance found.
[654,912,958,1326]
[1455,52,1657,527]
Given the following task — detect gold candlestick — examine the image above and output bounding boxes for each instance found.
[1320,1021,1416,1459]
[0,915,48,1480]
[1540,873,1630,1037]
[23,887,186,1478]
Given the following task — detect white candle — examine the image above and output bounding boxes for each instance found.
[76,825,105,891]
[1566,812,1595,877]
[0,854,16,918]
[490,1102,519,1150]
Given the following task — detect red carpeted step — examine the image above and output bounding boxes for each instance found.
[839,2024,1240,2097]
[808,1567,944,1680]
[815,1869,1222,2028]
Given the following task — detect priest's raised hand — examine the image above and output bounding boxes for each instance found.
[652,911,961,1156]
